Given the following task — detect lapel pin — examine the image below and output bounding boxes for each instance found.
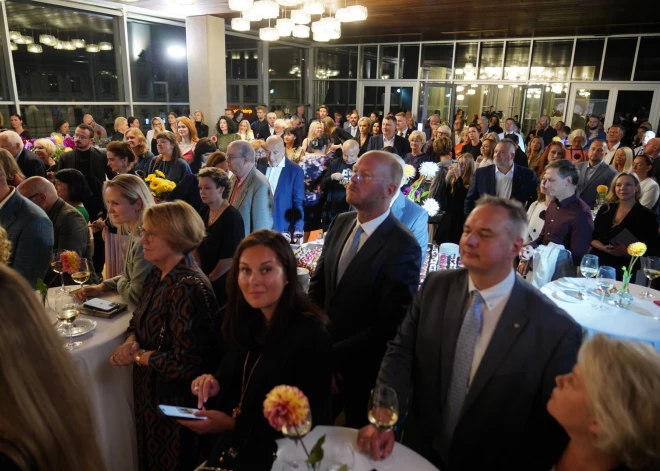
[513,323,520,329]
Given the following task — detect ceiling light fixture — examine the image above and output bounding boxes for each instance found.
[53,40,64,50]
[276,18,295,36]
[63,41,76,51]
[291,9,311,24]
[275,0,304,5]
[72,38,86,48]
[303,0,325,15]
[292,24,310,38]
[9,31,22,41]
[231,17,251,31]
[10,42,18,51]
[39,34,56,46]
[86,44,101,53]
[255,0,280,18]
[99,42,113,51]
[27,44,43,53]
[244,7,263,21]
[168,0,197,4]
[228,0,254,10]
[259,26,280,41]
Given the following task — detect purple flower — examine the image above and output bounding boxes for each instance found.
[62,136,75,148]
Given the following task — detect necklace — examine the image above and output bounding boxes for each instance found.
[208,201,228,225]
[232,351,263,419]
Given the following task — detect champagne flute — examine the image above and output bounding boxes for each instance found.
[579,254,599,298]
[367,385,399,468]
[595,266,616,310]
[58,302,82,350]
[641,256,660,298]
[71,259,91,291]
[51,250,68,293]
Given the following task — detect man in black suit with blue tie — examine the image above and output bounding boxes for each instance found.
[366,116,411,156]
[358,196,582,471]
[309,150,421,428]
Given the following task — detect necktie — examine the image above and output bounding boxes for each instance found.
[336,225,363,284]
[399,131,404,137]
[442,291,484,441]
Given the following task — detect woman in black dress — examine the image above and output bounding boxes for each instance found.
[183,230,332,470]
[357,117,372,157]
[193,110,209,138]
[194,167,245,307]
[322,116,352,160]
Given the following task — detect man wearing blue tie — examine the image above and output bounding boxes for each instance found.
[358,196,582,471]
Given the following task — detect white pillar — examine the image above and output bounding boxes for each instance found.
[186,15,227,130]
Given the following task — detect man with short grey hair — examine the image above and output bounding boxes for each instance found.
[0,130,46,178]
[227,140,273,235]
[603,124,624,165]
[478,117,490,137]
[425,114,441,140]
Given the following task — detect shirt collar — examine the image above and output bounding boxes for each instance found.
[236,167,253,185]
[557,193,578,208]
[356,209,390,237]
[495,165,514,177]
[275,157,286,168]
[588,160,604,169]
[0,187,15,212]
[468,269,516,311]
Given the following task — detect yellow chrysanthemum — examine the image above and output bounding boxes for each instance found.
[155,170,166,178]
[145,174,155,182]
[263,385,310,431]
[596,185,609,194]
[54,136,63,145]
[149,178,162,191]
[627,242,647,257]
[63,147,72,152]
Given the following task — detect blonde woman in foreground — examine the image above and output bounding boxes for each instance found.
[0,264,105,471]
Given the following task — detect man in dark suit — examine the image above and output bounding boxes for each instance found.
[258,136,304,240]
[251,106,270,140]
[0,130,46,178]
[464,139,540,215]
[504,133,529,168]
[358,196,582,471]
[575,139,618,208]
[536,115,558,146]
[367,116,411,156]
[309,151,421,428]
[57,123,114,274]
[0,165,53,286]
[395,112,412,139]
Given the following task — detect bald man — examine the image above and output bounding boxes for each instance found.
[309,151,421,428]
[323,140,360,229]
[0,130,46,178]
[82,114,107,140]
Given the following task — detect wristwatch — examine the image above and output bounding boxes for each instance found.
[135,349,147,365]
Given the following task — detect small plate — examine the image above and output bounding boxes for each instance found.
[552,289,584,303]
[57,318,97,337]
[554,278,580,290]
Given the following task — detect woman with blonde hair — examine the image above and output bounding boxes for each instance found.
[175,116,199,162]
[357,117,371,157]
[322,116,352,159]
[548,333,660,470]
[112,201,222,471]
[478,136,497,168]
[112,116,128,141]
[565,129,588,163]
[0,226,10,264]
[124,127,155,176]
[32,138,58,174]
[301,121,325,152]
[611,146,633,174]
[0,148,25,187]
[0,264,105,470]
[153,131,192,184]
[404,130,430,173]
[74,174,155,306]
[527,136,545,173]
[146,116,165,156]
[238,119,254,141]
[432,152,475,244]
[193,110,209,138]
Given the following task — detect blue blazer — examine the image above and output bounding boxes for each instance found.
[391,192,428,260]
[257,158,305,235]
[0,189,53,286]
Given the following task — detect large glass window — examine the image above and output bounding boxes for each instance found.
[269,81,300,114]
[380,46,398,79]
[269,46,303,114]
[479,42,504,80]
[128,20,188,102]
[269,47,302,79]
[314,81,356,117]
[420,43,453,80]
[530,40,572,82]
[504,41,530,81]
[454,43,479,81]
[602,38,636,81]
[7,0,122,102]
[133,104,189,136]
[400,45,419,79]
[316,46,358,79]
[362,46,377,79]
[21,104,128,139]
[635,37,660,81]
[572,39,604,81]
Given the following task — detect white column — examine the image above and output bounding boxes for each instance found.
[186,15,227,128]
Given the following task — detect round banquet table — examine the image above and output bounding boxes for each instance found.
[541,277,660,351]
[272,425,439,471]
[46,287,138,471]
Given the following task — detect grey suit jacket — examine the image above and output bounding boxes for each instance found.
[48,198,92,261]
[229,166,274,235]
[377,269,582,471]
[0,189,53,286]
[575,161,617,208]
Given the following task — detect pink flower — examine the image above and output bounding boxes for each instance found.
[211,135,218,143]
[263,385,310,432]
[60,251,80,274]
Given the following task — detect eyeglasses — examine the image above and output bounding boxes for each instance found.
[26,193,41,200]
[74,134,90,140]
[135,226,156,240]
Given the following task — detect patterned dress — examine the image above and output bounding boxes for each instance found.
[129,255,222,471]
[299,153,330,231]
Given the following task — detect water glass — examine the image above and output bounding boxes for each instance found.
[595,266,616,309]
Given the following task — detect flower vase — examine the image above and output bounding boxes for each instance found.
[616,275,634,309]
[306,463,321,471]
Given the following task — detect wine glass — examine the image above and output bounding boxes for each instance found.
[641,256,660,298]
[280,410,312,470]
[367,385,399,468]
[58,301,82,350]
[326,442,355,471]
[579,254,599,298]
[51,250,68,293]
[71,259,91,291]
[595,266,617,309]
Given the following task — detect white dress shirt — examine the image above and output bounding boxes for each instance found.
[349,125,358,138]
[495,165,514,199]
[467,269,516,383]
[639,177,660,209]
[265,156,286,194]
[340,210,391,257]
[383,135,395,148]
[269,126,275,136]
[604,141,621,166]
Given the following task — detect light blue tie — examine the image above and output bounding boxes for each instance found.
[442,291,484,441]
[336,225,363,284]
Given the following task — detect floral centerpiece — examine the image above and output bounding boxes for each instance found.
[595,184,608,206]
[24,136,74,163]
[145,170,177,199]
[617,242,647,308]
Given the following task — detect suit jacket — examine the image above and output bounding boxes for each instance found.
[308,212,421,385]
[257,158,304,235]
[0,189,53,286]
[366,134,411,156]
[229,166,274,235]
[251,119,271,140]
[464,163,540,215]
[48,198,92,261]
[57,147,114,220]
[378,269,582,471]
[391,192,428,260]
[16,148,46,179]
[575,161,618,208]
[585,129,607,149]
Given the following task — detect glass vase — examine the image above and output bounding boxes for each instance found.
[616,275,634,309]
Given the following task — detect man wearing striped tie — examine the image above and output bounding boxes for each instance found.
[358,195,582,471]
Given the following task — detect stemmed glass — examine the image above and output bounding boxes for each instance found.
[595,266,617,309]
[579,254,599,298]
[57,300,82,350]
[367,385,399,468]
[51,250,68,293]
[71,259,91,291]
[280,410,312,470]
[641,256,660,298]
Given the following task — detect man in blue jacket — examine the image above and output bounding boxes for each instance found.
[391,154,428,260]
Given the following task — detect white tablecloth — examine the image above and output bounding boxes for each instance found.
[47,288,138,471]
[272,425,439,471]
[541,278,660,351]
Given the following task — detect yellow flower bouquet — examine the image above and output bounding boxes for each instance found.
[145,170,176,199]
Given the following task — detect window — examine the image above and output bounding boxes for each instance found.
[635,37,660,81]
[0,35,10,101]
[420,44,453,80]
[454,43,479,80]
[269,81,300,114]
[316,47,358,79]
[7,0,122,101]
[572,39,604,81]
[362,46,377,79]
[602,38,636,81]
[0,105,17,131]
[20,104,128,140]
[128,20,189,102]
[479,42,504,80]
[530,40,572,82]
[400,45,419,79]
[269,47,302,79]
[504,41,530,81]
[314,81,356,117]
[380,46,398,79]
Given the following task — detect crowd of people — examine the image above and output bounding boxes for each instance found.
[1,102,660,471]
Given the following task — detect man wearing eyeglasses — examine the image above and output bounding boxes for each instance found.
[57,123,114,273]
[309,150,421,429]
[0,130,46,179]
